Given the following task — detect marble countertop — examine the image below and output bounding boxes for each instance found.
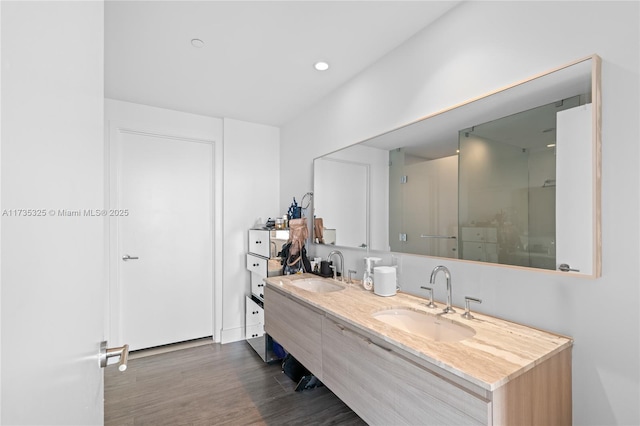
[264,273,572,391]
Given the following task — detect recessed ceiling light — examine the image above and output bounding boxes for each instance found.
[314,61,329,71]
[191,38,205,48]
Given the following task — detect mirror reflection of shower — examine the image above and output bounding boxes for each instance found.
[388,147,458,258]
[458,94,588,269]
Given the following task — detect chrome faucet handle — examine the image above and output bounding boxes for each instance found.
[462,296,482,320]
[327,250,344,281]
[329,265,337,281]
[419,286,437,308]
[347,269,357,284]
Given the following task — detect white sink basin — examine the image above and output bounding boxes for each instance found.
[372,308,475,342]
[289,278,345,293]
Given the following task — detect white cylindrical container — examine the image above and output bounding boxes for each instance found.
[373,266,397,297]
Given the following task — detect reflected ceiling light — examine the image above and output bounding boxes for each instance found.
[191,38,205,48]
[314,61,329,71]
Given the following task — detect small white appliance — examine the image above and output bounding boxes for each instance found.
[373,266,397,297]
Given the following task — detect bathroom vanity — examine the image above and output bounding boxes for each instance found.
[264,274,572,425]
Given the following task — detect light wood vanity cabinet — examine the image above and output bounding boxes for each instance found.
[322,318,400,424]
[264,286,323,378]
[264,277,572,426]
[323,317,490,425]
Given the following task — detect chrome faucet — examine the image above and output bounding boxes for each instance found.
[430,265,455,314]
[327,250,344,282]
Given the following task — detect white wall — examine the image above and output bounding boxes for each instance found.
[281,2,640,425]
[222,118,280,343]
[104,99,223,343]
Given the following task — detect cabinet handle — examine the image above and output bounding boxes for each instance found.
[258,284,264,287]
[255,240,262,244]
[332,321,392,353]
[366,338,393,353]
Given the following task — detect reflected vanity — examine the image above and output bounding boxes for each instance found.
[313,55,601,277]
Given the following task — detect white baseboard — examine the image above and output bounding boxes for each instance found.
[220,326,245,344]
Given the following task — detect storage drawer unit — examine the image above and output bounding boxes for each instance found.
[245,228,288,362]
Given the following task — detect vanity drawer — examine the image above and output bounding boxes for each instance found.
[250,273,266,299]
[246,296,264,338]
[322,318,399,424]
[394,350,490,425]
[246,296,264,326]
[246,324,263,339]
[264,286,323,378]
[322,317,489,425]
[246,253,267,276]
[249,229,271,258]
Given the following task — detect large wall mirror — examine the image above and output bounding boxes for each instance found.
[313,55,601,277]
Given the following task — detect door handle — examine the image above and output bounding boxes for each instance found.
[558,263,580,272]
[122,254,139,261]
[99,341,130,372]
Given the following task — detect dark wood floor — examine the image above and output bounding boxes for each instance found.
[105,341,365,425]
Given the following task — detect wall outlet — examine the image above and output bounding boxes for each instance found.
[391,255,402,288]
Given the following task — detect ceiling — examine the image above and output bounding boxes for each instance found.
[105,1,460,127]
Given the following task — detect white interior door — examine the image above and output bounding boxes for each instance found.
[1,1,106,424]
[112,129,213,351]
[314,158,368,248]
